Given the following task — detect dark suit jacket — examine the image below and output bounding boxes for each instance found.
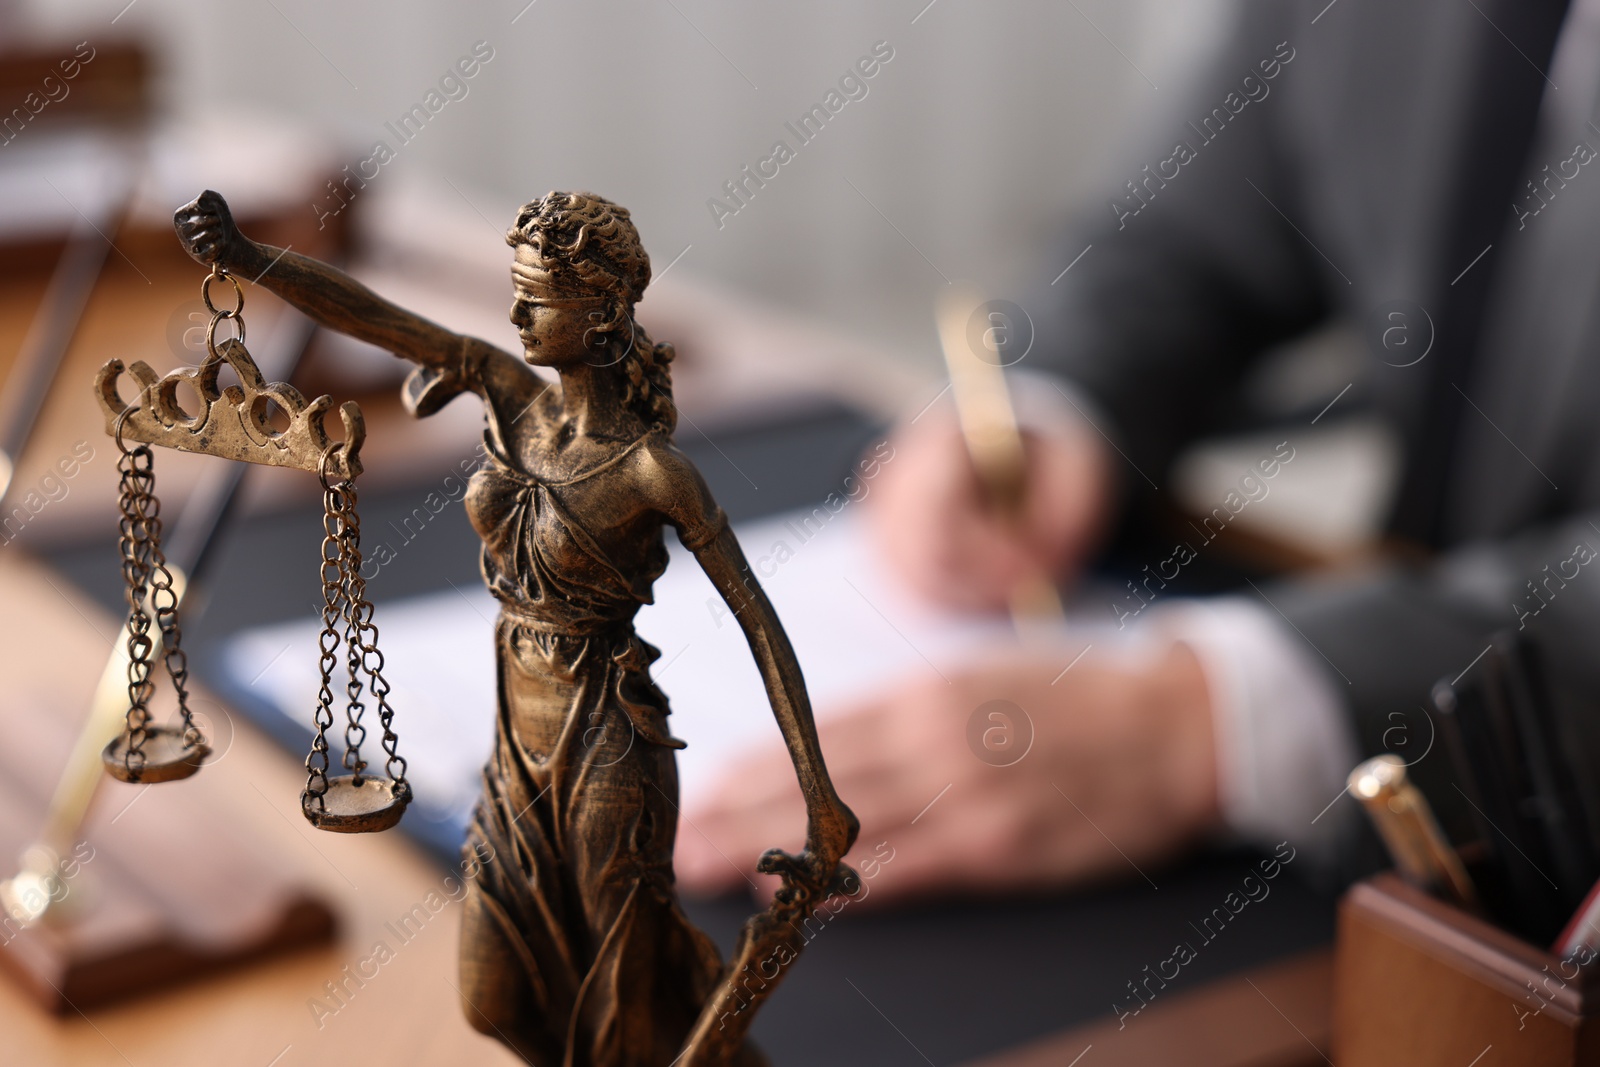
[1034,0,1600,858]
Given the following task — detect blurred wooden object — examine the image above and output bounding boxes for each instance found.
[0,40,149,124]
[0,177,130,504]
[0,38,352,274]
[0,549,520,1064]
[0,39,151,505]
[971,950,1331,1067]
[1333,874,1600,1066]
[0,39,149,282]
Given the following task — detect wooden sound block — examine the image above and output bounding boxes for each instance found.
[0,720,340,1015]
[0,752,337,1014]
[0,555,338,1015]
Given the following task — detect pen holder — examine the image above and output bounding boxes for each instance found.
[1332,873,1600,1065]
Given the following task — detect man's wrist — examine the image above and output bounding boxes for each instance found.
[1155,597,1359,867]
[1147,640,1222,836]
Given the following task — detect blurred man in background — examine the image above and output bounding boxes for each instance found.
[679,0,1600,900]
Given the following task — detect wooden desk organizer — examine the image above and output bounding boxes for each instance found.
[1333,873,1600,1065]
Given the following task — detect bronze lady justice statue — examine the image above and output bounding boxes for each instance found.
[173,190,858,1066]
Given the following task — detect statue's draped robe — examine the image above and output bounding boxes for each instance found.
[457,423,743,1067]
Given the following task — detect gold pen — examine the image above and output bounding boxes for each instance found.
[1349,754,1478,910]
[935,287,1066,634]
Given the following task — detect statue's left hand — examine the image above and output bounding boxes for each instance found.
[756,846,859,905]
[754,791,860,902]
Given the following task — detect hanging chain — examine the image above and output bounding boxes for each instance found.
[113,411,201,776]
[338,484,368,781]
[306,478,347,812]
[305,450,409,808]
[104,267,239,779]
[115,434,158,774]
[339,481,408,793]
[145,483,198,745]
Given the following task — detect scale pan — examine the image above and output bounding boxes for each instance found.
[102,726,210,784]
[302,775,410,833]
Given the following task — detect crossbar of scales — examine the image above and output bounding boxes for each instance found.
[94,336,364,482]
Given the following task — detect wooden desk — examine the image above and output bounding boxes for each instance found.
[972,950,1332,1067]
[0,549,520,1066]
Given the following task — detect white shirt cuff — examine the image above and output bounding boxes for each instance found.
[1153,596,1359,866]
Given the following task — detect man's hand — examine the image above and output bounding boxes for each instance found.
[675,641,1220,904]
[865,407,1116,613]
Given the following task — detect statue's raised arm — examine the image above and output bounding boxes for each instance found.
[174,189,463,369]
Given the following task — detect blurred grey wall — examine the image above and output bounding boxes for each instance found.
[11,0,1228,368]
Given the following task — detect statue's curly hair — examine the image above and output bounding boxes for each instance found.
[506,191,676,433]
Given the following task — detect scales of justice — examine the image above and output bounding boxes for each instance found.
[19,188,861,1066]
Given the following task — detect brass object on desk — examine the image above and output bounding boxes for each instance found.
[1348,754,1477,910]
[94,188,860,1066]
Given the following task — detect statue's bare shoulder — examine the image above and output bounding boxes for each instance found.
[629,434,724,548]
